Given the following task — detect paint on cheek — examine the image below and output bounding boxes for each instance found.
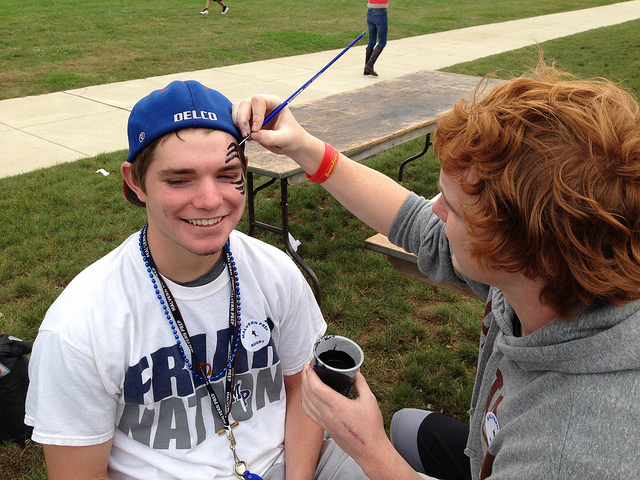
[232,173,246,196]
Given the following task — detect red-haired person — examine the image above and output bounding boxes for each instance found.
[233,61,640,480]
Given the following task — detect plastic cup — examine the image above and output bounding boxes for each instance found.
[312,335,364,396]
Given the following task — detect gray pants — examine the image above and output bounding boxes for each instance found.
[263,438,370,480]
[391,409,461,480]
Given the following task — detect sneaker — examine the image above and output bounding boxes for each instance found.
[200,8,209,14]
[221,6,229,14]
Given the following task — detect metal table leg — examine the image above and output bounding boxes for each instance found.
[398,132,432,182]
[247,172,322,304]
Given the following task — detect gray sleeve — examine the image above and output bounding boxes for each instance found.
[388,192,490,299]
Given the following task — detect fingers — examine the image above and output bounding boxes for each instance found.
[301,365,343,415]
[300,365,324,425]
[301,364,334,406]
[232,101,251,139]
[233,94,283,139]
[352,371,370,396]
[302,365,370,406]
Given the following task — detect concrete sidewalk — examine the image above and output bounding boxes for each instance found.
[1,1,639,179]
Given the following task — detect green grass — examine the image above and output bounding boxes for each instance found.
[1,1,639,478]
[442,20,640,95]
[0,0,624,100]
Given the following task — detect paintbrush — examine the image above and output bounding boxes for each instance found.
[239,31,366,146]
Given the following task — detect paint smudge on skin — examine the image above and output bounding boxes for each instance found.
[227,142,246,195]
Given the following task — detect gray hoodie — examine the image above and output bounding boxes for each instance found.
[389,193,640,479]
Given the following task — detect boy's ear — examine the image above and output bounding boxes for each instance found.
[121,162,148,204]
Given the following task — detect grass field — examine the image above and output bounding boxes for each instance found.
[0,0,625,100]
[1,1,639,478]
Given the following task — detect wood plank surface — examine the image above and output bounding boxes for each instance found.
[245,70,502,180]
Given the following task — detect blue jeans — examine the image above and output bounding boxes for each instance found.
[367,8,388,49]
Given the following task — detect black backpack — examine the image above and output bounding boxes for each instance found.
[0,334,33,447]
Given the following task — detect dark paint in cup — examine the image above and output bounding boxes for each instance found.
[313,335,364,396]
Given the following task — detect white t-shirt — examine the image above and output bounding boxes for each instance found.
[25,229,326,480]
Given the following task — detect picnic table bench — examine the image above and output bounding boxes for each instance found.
[364,233,481,300]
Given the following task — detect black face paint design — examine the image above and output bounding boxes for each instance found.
[231,173,246,196]
[226,142,246,196]
[226,142,241,164]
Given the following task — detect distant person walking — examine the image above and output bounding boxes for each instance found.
[200,0,229,15]
[364,0,388,76]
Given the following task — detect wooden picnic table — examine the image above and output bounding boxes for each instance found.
[244,70,501,303]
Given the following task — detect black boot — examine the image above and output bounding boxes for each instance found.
[365,47,373,72]
[364,45,383,76]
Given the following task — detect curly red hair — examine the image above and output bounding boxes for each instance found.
[434,61,640,317]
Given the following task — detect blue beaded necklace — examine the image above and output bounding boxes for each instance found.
[138,225,241,382]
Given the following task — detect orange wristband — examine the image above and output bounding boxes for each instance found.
[306,142,339,184]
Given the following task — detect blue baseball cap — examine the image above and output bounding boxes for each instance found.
[124,80,243,206]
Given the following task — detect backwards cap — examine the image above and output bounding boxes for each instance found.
[124,80,242,207]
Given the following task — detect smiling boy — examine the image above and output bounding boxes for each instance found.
[25,81,368,480]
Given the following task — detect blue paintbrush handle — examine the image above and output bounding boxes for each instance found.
[261,31,366,127]
[239,31,366,144]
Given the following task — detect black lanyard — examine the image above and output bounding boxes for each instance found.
[140,227,237,433]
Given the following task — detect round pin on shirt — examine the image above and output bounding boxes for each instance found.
[485,411,500,446]
[241,320,271,352]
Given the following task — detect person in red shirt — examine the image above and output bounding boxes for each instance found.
[365,0,389,76]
